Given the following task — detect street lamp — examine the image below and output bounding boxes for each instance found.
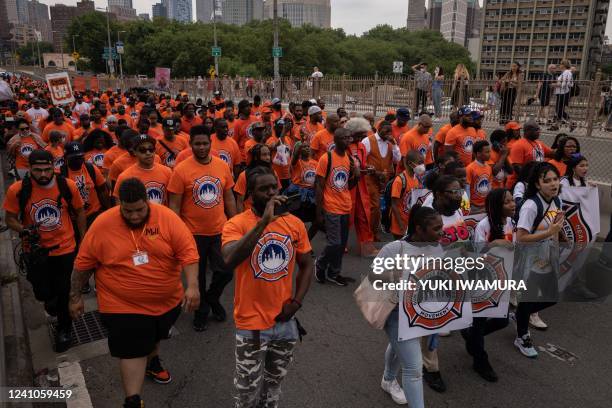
[96,6,114,78]
[117,30,126,82]
[72,34,79,72]
[51,30,64,69]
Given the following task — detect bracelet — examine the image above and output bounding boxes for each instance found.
[291,298,302,308]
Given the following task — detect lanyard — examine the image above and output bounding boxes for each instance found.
[129,226,147,252]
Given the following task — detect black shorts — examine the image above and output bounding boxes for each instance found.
[101,304,181,359]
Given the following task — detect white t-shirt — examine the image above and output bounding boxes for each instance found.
[473,216,514,243]
[311,71,323,78]
[560,177,584,188]
[423,201,467,244]
[554,70,573,95]
[513,181,526,202]
[25,107,48,130]
[517,194,561,236]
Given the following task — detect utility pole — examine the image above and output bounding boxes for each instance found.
[36,38,41,68]
[59,38,64,69]
[273,0,280,99]
[72,34,79,72]
[213,0,220,81]
[117,31,126,83]
[106,7,114,77]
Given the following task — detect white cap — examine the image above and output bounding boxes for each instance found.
[309,98,317,104]
[308,106,322,116]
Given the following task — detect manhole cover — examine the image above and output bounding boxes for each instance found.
[49,311,108,347]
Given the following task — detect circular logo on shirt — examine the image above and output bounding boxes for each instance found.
[470,252,507,314]
[218,150,232,166]
[92,153,104,168]
[476,175,490,197]
[30,198,62,232]
[417,143,428,158]
[146,181,165,204]
[302,168,316,186]
[559,200,592,280]
[20,143,35,157]
[192,175,221,209]
[250,232,293,281]
[463,137,474,153]
[330,166,349,191]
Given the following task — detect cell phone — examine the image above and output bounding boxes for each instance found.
[275,194,301,216]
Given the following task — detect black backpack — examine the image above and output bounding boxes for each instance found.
[381,173,407,233]
[514,194,561,234]
[18,174,74,223]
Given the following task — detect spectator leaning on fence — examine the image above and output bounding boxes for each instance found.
[413,63,432,115]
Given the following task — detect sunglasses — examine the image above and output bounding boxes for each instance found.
[445,189,464,195]
[136,147,155,153]
[19,127,29,131]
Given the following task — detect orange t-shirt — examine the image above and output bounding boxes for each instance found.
[72,126,91,141]
[222,210,312,330]
[75,204,199,315]
[234,168,281,211]
[391,120,410,144]
[45,145,65,171]
[390,171,420,236]
[547,159,567,177]
[466,160,493,207]
[180,116,203,134]
[114,163,173,205]
[155,136,190,169]
[148,124,163,139]
[66,164,106,216]
[115,114,134,129]
[487,149,508,189]
[212,135,241,172]
[14,136,41,170]
[444,125,483,166]
[3,178,84,256]
[310,129,335,160]
[399,128,434,165]
[85,148,107,169]
[109,152,162,181]
[509,138,551,166]
[167,156,235,235]
[291,158,317,188]
[300,121,324,144]
[434,123,452,157]
[233,117,255,161]
[103,145,127,170]
[42,122,74,143]
[315,151,352,215]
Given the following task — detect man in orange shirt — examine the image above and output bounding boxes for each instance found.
[70,178,199,408]
[314,128,358,286]
[7,119,45,179]
[433,112,459,162]
[3,150,86,352]
[508,120,554,188]
[114,135,173,205]
[444,107,484,166]
[466,140,493,212]
[42,109,74,143]
[212,118,243,177]
[270,97,284,121]
[310,113,339,159]
[391,107,411,143]
[400,114,434,168]
[72,113,92,141]
[180,103,203,134]
[168,125,237,332]
[115,105,135,129]
[156,118,190,169]
[301,105,325,143]
[233,100,255,164]
[222,166,312,408]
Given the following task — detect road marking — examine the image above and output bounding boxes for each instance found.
[57,360,93,408]
[537,343,578,364]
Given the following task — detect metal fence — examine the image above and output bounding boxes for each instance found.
[96,73,611,138]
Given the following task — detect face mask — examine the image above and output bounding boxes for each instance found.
[68,157,84,171]
[448,198,462,212]
[413,164,426,176]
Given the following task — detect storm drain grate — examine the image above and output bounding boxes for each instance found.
[49,310,108,347]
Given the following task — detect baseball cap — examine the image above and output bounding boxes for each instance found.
[309,98,317,105]
[271,97,281,105]
[458,106,473,116]
[308,106,322,116]
[162,118,177,128]
[28,149,53,166]
[396,107,410,119]
[132,134,157,148]
[64,142,85,157]
[505,121,521,131]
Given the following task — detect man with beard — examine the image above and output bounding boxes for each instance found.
[3,150,86,352]
[311,113,340,160]
[444,107,485,167]
[222,165,312,408]
[168,125,237,332]
[73,113,92,141]
[70,178,200,408]
[509,119,555,185]
[180,103,203,134]
[42,108,75,143]
[302,105,325,144]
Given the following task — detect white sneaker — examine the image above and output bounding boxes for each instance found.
[381,377,408,405]
[514,333,538,358]
[529,313,548,331]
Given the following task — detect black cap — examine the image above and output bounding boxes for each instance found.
[64,142,85,157]
[28,149,54,166]
[162,118,177,128]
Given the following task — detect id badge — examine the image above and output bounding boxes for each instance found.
[132,251,149,266]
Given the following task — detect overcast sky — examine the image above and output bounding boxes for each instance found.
[39,0,612,37]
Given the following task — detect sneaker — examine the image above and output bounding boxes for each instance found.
[314,261,325,283]
[460,329,473,356]
[473,360,498,382]
[123,395,144,408]
[81,283,91,294]
[514,333,538,358]
[380,377,408,405]
[146,356,172,384]
[423,367,446,393]
[210,302,227,322]
[529,313,548,331]
[326,275,348,286]
[193,314,208,332]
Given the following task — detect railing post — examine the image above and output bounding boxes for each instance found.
[341,73,346,108]
[458,77,465,110]
[586,69,602,138]
[382,75,388,112]
[516,76,524,122]
[373,72,379,117]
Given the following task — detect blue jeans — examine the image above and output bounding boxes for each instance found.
[383,307,424,408]
[432,87,443,117]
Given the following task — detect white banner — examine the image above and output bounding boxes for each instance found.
[464,212,486,241]
[408,188,431,208]
[45,72,75,106]
[399,249,473,340]
[470,246,513,318]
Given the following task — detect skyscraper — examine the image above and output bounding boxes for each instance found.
[465,0,481,45]
[5,0,18,24]
[152,2,168,18]
[196,0,214,22]
[440,0,467,45]
[263,0,330,28]
[199,0,264,25]
[28,0,52,43]
[407,0,426,31]
[16,0,28,23]
[165,0,193,22]
[0,0,10,40]
[109,0,133,7]
[427,0,442,31]
[50,0,94,52]
[478,0,609,79]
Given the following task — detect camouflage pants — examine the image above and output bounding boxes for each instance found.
[234,321,298,408]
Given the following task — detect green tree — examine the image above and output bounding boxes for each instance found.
[16,42,53,66]
[66,11,120,73]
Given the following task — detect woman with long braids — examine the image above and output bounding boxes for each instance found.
[375,205,444,407]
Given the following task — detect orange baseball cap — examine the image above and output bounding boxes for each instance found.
[505,121,521,131]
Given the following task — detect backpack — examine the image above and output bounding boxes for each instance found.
[381,173,407,233]
[514,195,561,234]
[18,174,74,223]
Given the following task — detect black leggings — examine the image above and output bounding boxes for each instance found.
[516,271,558,337]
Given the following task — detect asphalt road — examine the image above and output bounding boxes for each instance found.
[73,230,612,408]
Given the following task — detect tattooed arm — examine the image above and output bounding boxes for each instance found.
[68,268,95,320]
